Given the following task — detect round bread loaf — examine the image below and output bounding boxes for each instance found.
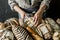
[53,31,60,40]
[45,18,60,32]
[56,18,60,25]
[0,22,14,40]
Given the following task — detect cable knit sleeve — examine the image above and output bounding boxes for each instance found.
[40,0,51,10]
[8,0,18,11]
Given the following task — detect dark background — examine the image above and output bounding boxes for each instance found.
[0,0,60,22]
[46,0,60,20]
[0,0,18,22]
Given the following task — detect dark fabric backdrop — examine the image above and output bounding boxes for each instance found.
[0,0,60,22]
[46,0,60,20]
[0,0,18,22]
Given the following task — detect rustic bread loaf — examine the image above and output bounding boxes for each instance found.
[53,31,60,40]
[0,22,14,40]
[45,18,60,32]
[5,18,34,40]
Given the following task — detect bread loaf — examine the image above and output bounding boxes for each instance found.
[37,23,53,39]
[0,22,14,40]
[53,31,60,40]
[24,17,44,40]
[5,18,34,40]
[56,18,60,25]
[45,18,60,32]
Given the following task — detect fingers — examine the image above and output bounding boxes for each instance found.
[33,15,38,24]
[33,15,38,27]
[35,19,41,27]
[34,21,39,27]
[34,18,42,27]
[33,16,39,27]
[19,19,24,26]
[20,13,26,26]
[22,14,25,20]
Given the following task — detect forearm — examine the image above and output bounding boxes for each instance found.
[36,4,46,16]
[14,5,26,14]
[8,0,25,15]
[36,0,51,15]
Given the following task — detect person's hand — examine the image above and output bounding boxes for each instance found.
[20,12,26,20]
[19,12,26,26]
[33,13,42,27]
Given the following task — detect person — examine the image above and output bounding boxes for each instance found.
[8,0,51,27]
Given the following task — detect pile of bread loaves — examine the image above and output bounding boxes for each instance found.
[0,17,60,40]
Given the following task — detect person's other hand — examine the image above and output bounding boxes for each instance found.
[33,13,42,27]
